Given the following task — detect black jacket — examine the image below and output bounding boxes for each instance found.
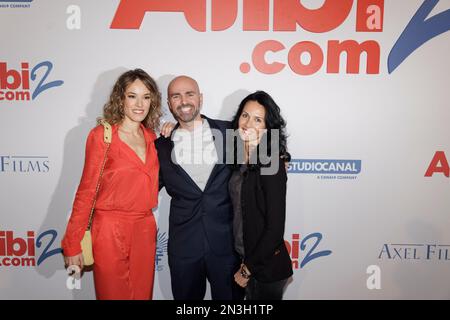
[155,115,235,258]
[241,158,293,282]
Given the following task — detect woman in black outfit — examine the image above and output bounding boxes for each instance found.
[229,91,293,300]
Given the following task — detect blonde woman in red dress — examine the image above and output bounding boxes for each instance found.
[61,69,162,300]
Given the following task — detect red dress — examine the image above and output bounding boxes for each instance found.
[61,124,159,300]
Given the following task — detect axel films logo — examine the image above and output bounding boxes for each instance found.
[0,0,33,9]
[0,155,49,173]
[288,159,362,180]
[0,61,63,101]
[379,243,450,261]
[285,232,332,270]
[0,229,62,267]
[109,0,450,75]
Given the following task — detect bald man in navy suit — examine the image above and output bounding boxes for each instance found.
[156,76,244,300]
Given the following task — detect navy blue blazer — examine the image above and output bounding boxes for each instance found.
[156,115,235,258]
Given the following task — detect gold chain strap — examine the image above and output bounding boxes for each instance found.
[86,125,111,231]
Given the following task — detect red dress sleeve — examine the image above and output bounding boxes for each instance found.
[61,126,106,257]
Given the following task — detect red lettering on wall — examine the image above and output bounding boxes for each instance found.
[211,0,271,31]
[288,41,324,75]
[0,62,29,90]
[244,0,270,31]
[252,40,286,74]
[327,40,380,74]
[425,151,450,177]
[110,0,206,31]
[6,231,27,256]
[212,0,237,31]
[273,0,354,33]
[248,39,380,75]
[356,0,384,32]
[110,0,377,33]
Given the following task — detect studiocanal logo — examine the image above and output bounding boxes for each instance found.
[0,156,50,173]
[0,229,62,267]
[0,0,33,9]
[288,159,361,180]
[0,61,63,101]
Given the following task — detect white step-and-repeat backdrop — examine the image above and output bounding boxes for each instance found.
[1,0,449,299]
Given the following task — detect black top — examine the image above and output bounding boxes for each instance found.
[232,157,293,283]
[228,164,247,258]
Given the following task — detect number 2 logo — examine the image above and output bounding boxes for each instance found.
[300,232,332,268]
[31,61,64,100]
[36,230,62,266]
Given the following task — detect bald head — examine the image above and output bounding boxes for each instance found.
[168,75,200,96]
[167,75,203,126]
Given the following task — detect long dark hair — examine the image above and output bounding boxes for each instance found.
[230,90,289,169]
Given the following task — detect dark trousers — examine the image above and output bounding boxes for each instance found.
[168,239,244,300]
[245,277,288,300]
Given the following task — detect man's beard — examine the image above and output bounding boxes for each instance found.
[174,103,200,123]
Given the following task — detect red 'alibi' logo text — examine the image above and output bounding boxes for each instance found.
[109,0,450,75]
[110,0,384,33]
[110,0,385,76]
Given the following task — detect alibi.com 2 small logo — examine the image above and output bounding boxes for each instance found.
[0,229,62,267]
[0,61,63,101]
[284,233,332,270]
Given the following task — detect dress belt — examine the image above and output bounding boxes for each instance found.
[94,209,153,220]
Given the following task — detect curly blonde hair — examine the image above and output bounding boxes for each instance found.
[98,69,162,130]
